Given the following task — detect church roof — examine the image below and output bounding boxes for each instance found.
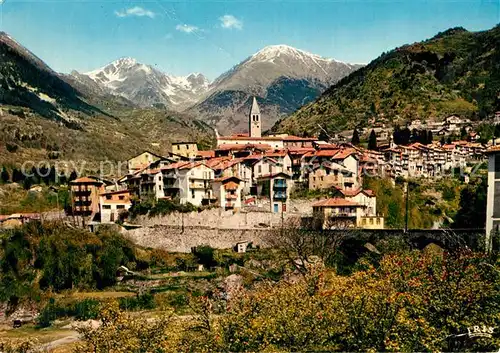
[250,97,260,115]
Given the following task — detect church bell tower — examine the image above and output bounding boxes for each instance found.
[249,97,262,138]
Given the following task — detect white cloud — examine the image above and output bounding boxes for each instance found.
[219,15,243,30]
[115,6,155,19]
[176,24,199,34]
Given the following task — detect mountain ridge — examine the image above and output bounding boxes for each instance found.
[190,44,362,134]
[272,25,500,136]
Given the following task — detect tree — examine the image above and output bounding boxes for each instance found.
[0,167,9,183]
[452,177,487,229]
[351,128,360,145]
[440,136,446,145]
[69,170,78,183]
[318,129,329,142]
[368,130,377,150]
[11,168,24,183]
[427,130,433,144]
[446,136,452,144]
[267,218,352,275]
[461,126,468,140]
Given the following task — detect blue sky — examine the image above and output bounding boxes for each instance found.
[0,0,499,80]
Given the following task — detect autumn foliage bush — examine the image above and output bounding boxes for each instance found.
[74,249,500,352]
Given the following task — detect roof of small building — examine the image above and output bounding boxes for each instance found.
[331,148,359,160]
[71,176,103,184]
[256,172,292,180]
[312,198,362,207]
[486,145,500,154]
[217,134,316,142]
[100,189,131,196]
[213,176,243,183]
[224,181,240,190]
[197,150,216,158]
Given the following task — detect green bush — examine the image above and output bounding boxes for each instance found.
[118,292,156,311]
[73,299,100,321]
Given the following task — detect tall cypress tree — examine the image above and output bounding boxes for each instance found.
[351,128,360,145]
[1,167,9,184]
[427,130,434,144]
[368,130,378,150]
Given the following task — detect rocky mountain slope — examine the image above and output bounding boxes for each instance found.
[191,45,362,134]
[0,31,103,128]
[73,58,210,110]
[0,33,214,167]
[273,26,500,136]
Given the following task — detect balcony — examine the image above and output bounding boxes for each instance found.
[273,191,287,200]
[333,212,357,218]
[190,181,210,189]
[273,179,287,189]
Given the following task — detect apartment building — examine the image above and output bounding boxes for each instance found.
[99,190,132,223]
[70,177,106,218]
[212,176,243,211]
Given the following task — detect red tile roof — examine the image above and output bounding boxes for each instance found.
[217,143,273,151]
[218,135,316,141]
[71,177,103,184]
[332,148,358,160]
[197,150,215,158]
[312,198,361,207]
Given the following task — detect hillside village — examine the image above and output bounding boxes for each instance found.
[67,97,489,232]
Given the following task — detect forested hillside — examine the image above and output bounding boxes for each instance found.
[274,26,500,136]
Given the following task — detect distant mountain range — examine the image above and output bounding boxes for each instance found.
[73,45,362,134]
[272,26,500,136]
[72,58,210,110]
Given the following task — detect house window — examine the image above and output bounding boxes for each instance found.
[191,189,195,199]
[258,165,262,174]
[159,185,162,190]
[119,196,125,200]
[106,195,112,200]
[103,205,111,210]
[117,205,125,209]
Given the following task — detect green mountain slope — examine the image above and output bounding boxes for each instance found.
[0,32,215,168]
[273,25,500,135]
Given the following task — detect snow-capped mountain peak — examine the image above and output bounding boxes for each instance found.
[210,44,359,93]
[78,58,210,109]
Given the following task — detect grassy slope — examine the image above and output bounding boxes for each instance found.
[0,106,215,169]
[274,26,500,136]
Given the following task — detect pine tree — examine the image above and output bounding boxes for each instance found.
[440,136,446,145]
[1,167,9,184]
[351,128,360,145]
[368,130,377,150]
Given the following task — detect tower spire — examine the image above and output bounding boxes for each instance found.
[249,97,262,138]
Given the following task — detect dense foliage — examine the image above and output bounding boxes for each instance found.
[75,250,500,352]
[275,25,500,135]
[0,222,142,304]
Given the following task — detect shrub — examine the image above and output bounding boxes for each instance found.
[118,292,156,311]
[74,299,100,321]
